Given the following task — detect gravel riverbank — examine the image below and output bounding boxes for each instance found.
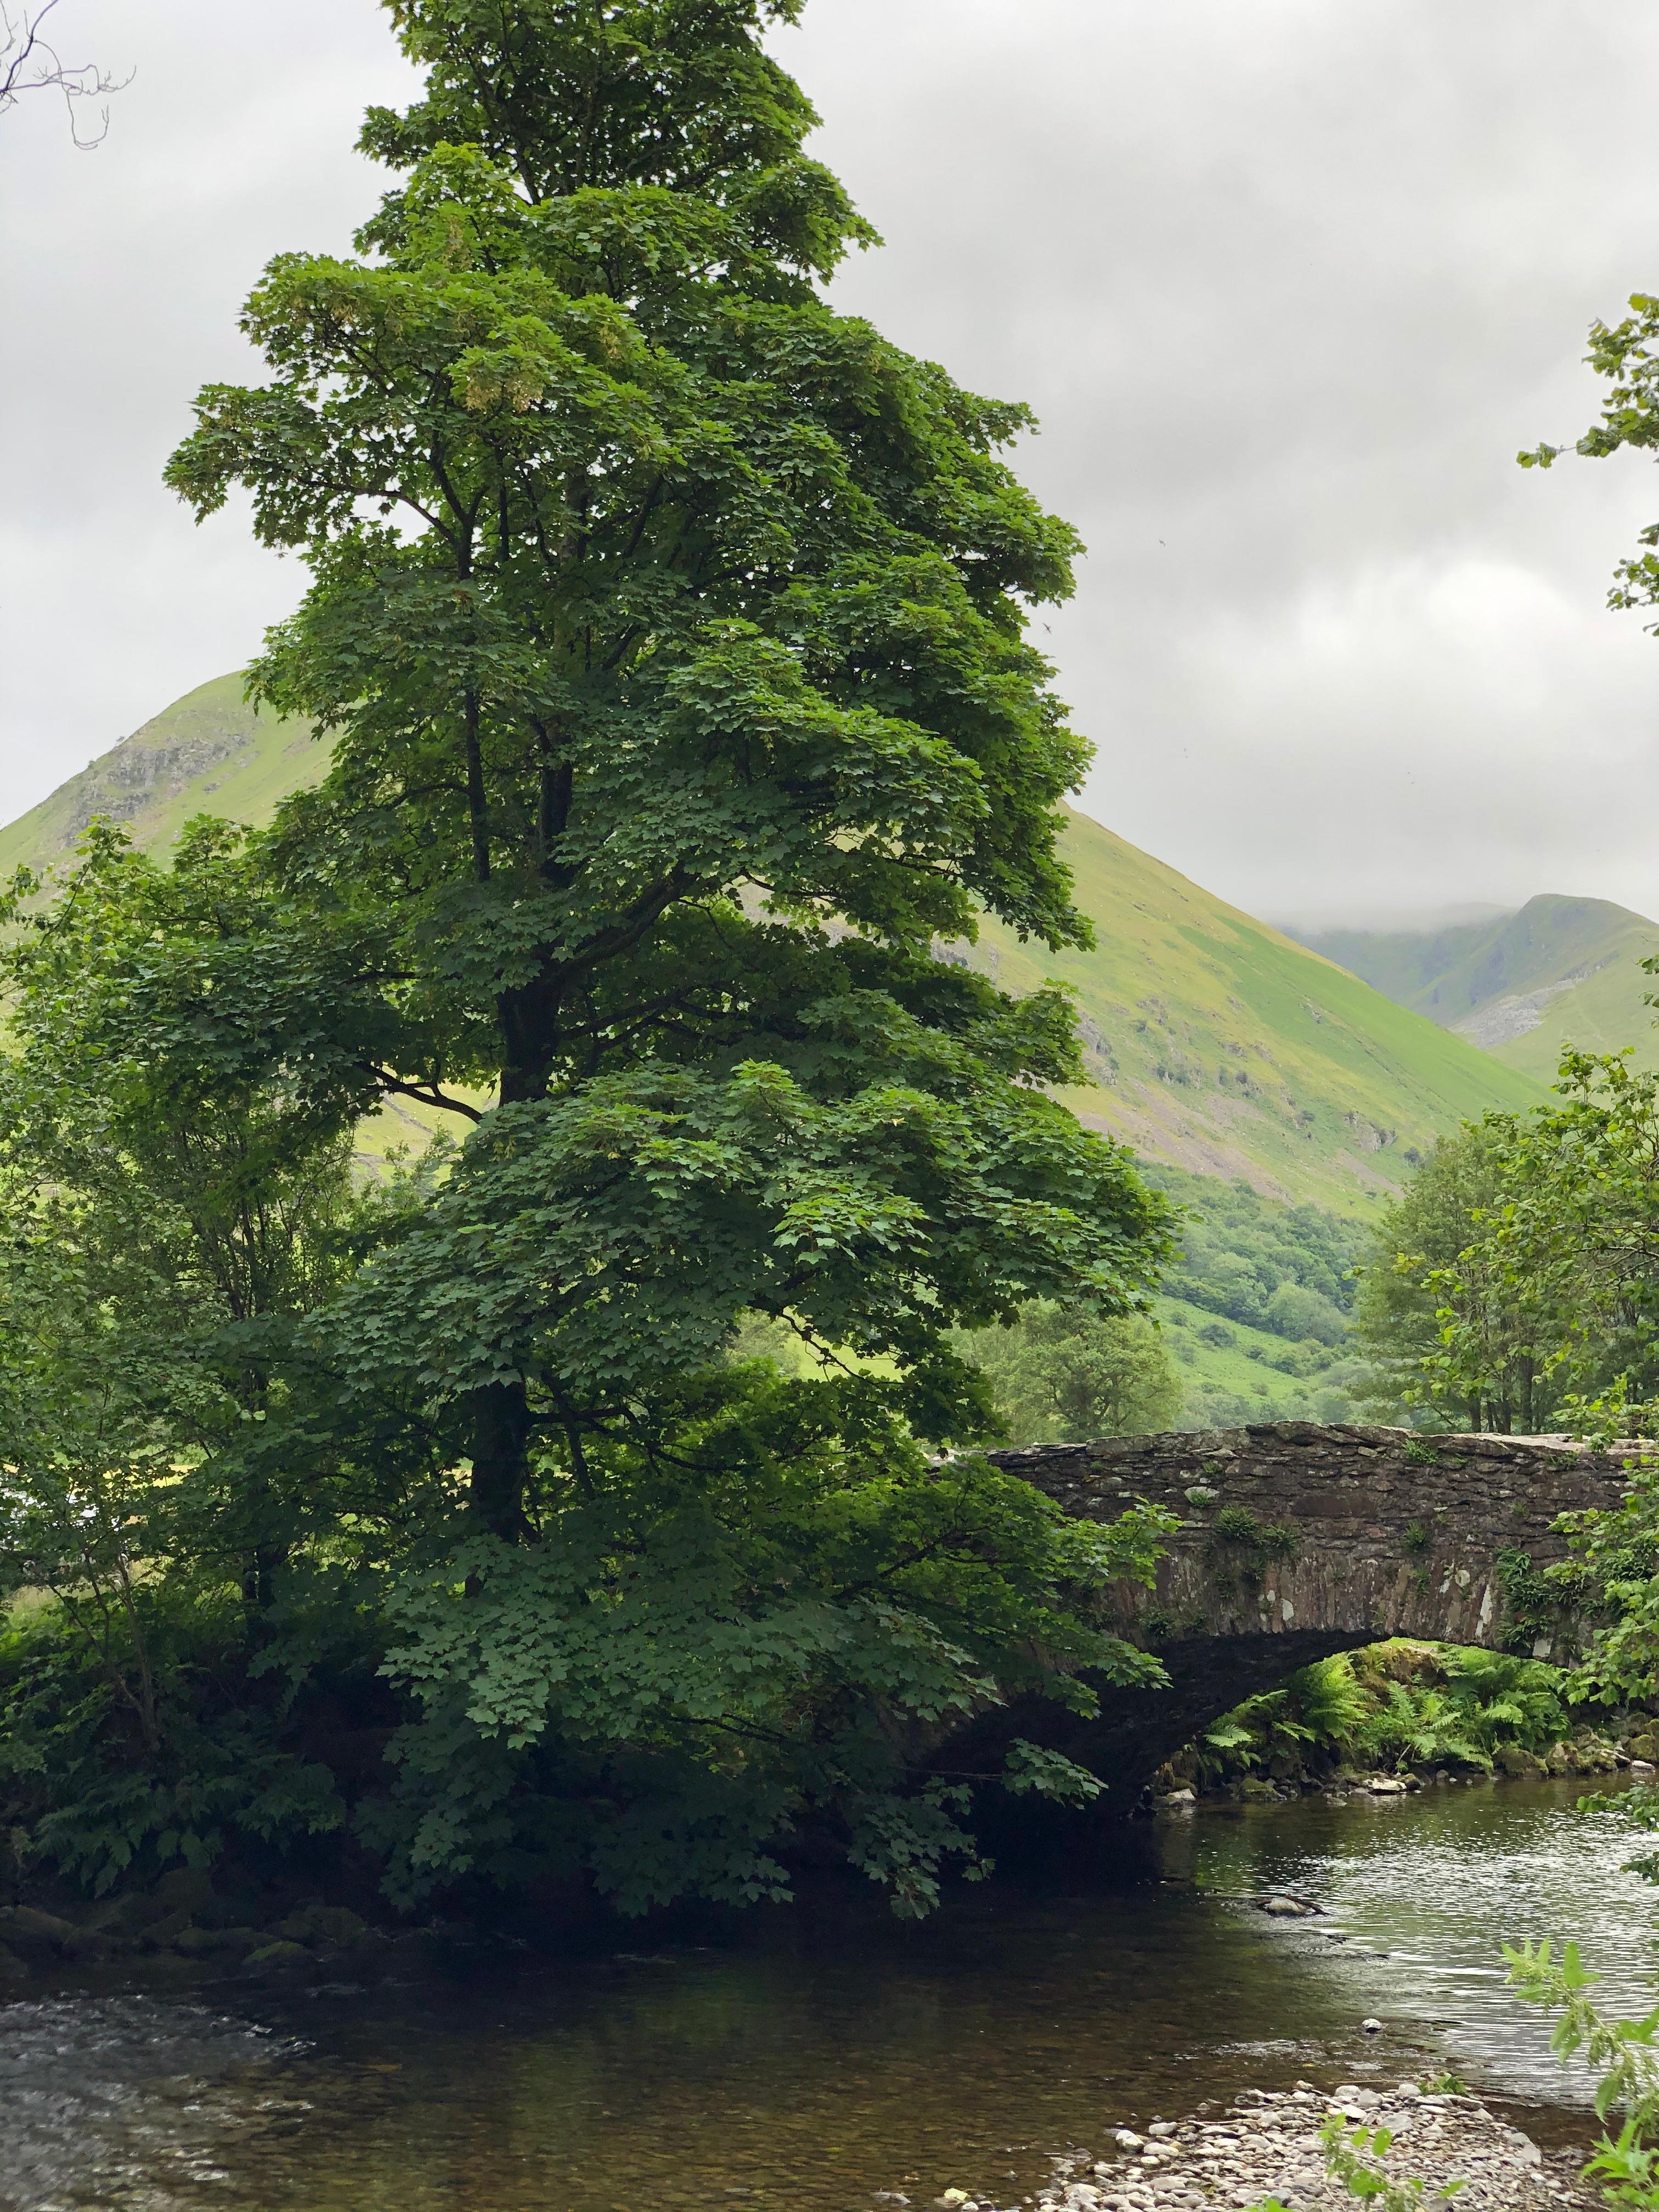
[939,2081,1600,2212]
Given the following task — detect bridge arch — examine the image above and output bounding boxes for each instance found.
[967,1422,1645,1797]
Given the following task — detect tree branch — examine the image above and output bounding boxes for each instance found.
[370,1070,487,1124]
[1,1,129,147]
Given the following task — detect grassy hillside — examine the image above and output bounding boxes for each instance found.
[1158,1295,1365,1428]
[959,809,1546,1212]
[2,678,1548,1210]
[0,675,325,883]
[1288,895,1659,1084]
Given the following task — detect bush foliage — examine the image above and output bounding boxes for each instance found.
[1190,1642,1576,1790]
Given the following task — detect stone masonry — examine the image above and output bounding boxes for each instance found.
[951,1420,1647,1798]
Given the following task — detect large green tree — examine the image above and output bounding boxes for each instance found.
[1352,1118,1542,1431]
[0,0,1182,1912]
[0,826,408,1887]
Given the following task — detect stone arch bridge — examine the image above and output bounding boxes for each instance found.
[956,1421,1646,1798]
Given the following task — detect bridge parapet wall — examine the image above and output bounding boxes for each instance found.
[992,1421,1641,1657]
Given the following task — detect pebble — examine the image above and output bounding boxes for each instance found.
[929,2081,1595,2212]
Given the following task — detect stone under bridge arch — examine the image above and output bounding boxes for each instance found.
[956,1421,1646,1799]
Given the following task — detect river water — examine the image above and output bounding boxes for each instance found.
[3,1778,1655,2212]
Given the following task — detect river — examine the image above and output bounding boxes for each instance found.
[2,1778,1653,2212]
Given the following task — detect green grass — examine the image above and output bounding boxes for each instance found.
[1158,1295,1363,1427]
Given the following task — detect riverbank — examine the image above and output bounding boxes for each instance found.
[1009,2080,1596,2212]
[0,1866,407,1989]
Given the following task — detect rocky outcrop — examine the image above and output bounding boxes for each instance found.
[55,719,256,843]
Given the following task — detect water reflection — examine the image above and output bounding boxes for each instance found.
[1,1779,1652,2212]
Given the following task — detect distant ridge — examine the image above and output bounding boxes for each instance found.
[0,678,1549,1211]
[962,814,1545,1211]
[1288,895,1659,1081]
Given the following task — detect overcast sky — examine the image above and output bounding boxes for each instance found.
[5,0,1659,926]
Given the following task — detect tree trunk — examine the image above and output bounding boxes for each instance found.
[466,679,557,1541]
[469,1378,532,1542]
[238,1366,283,1628]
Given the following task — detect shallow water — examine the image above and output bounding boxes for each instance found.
[2,1778,1654,2212]
[1177,1777,1659,2105]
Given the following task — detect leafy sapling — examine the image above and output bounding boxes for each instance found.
[1245,2118,1465,2212]
[1318,2119,1465,2209]
[1506,1939,1659,2207]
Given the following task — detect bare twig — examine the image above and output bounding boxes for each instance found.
[1,1,131,148]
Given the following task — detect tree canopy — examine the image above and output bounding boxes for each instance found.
[963,1304,1182,1447]
[1352,1056,1659,1436]
[161,0,1161,1541]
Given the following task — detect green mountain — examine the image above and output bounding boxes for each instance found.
[1287,895,1659,1083]
[0,674,325,884]
[1,676,1548,1210]
[960,811,1545,1211]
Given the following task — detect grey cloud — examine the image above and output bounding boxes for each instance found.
[5,0,1659,924]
